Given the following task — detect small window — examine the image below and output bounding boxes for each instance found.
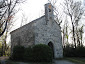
[49,9,51,12]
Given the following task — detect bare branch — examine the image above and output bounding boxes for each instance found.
[0,0,26,37]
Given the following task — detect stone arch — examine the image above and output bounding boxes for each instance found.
[48,41,54,58]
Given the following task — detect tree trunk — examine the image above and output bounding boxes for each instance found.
[72,22,76,48]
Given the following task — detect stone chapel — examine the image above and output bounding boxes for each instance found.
[10,3,63,58]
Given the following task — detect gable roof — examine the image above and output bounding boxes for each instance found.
[10,15,45,34]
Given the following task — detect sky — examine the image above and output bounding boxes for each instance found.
[12,0,48,31]
[12,0,83,31]
[6,0,85,44]
[7,0,49,44]
[11,0,68,31]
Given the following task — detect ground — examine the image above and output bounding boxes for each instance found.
[65,57,85,64]
[0,56,8,60]
[17,60,75,64]
[53,60,75,64]
[0,56,76,64]
[1,56,85,64]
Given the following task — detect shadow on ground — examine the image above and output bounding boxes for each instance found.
[18,60,75,64]
[0,56,75,64]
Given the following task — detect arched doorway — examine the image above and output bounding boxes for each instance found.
[48,42,54,58]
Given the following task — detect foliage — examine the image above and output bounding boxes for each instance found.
[24,46,33,61]
[63,44,85,57]
[13,44,53,62]
[0,43,3,56]
[32,44,53,62]
[12,45,25,61]
[66,58,85,64]
[5,46,11,56]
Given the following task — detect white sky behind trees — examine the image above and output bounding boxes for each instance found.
[12,0,48,31]
[6,0,85,45]
[12,0,83,30]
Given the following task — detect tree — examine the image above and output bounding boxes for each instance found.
[63,0,84,47]
[20,12,28,27]
[0,0,25,37]
[62,15,69,47]
[78,26,84,46]
[48,0,63,25]
[0,0,26,56]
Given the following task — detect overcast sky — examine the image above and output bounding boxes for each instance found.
[12,0,48,31]
[11,0,83,30]
[6,0,85,44]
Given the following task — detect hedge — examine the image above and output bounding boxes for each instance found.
[12,44,53,62]
[32,44,53,62]
[12,45,25,61]
[63,45,85,57]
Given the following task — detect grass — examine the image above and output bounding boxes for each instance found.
[5,60,18,64]
[5,60,53,64]
[2,57,85,64]
[65,57,85,64]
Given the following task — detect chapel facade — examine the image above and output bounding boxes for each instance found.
[11,3,63,58]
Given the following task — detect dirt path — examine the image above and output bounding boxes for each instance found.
[19,62,29,64]
[0,57,76,64]
[0,56,9,60]
[54,60,75,64]
[18,60,76,64]
[0,56,9,64]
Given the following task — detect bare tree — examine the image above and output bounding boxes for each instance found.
[20,12,28,27]
[0,0,25,37]
[1,16,14,56]
[0,0,26,56]
[78,26,84,46]
[48,0,62,25]
[63,0,84,47]
[62,15,69,47]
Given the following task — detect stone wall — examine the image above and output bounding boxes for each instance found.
[11,22,35,51]
[11,3,63,58]
[34,16,63,58]
[11,16,63,58]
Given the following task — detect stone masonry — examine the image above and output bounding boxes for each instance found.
[11,3,63,58]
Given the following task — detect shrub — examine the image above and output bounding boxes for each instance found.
[12,45,25,61]
[24,46,33,61]
[63,45,76,57]
[12,44,53,62]
[24,44,53,62]
[32,44,53,62]
[76,46,85,57]
[63,45,85,57]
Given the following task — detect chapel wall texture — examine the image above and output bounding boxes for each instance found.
[11,22,35,50]
[33,16,63,58]
[11,3,63,58]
